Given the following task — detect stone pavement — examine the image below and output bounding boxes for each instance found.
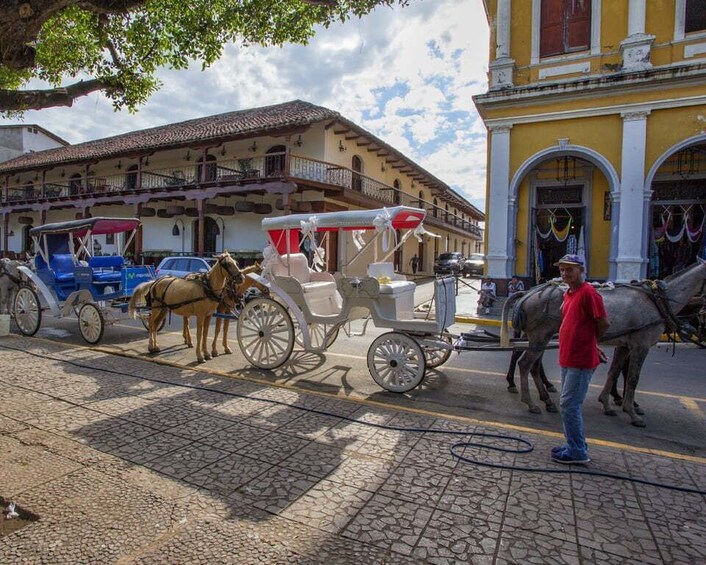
[1,337,705,564]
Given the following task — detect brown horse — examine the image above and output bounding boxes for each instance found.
[128,251,243,363]
[177,262,265,356]
[209,262,265,357]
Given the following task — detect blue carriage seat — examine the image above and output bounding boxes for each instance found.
[47,253,76,282]
[88,255,124,283]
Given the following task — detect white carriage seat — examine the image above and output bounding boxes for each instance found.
[367,262,415,294]
[272,253,337,294]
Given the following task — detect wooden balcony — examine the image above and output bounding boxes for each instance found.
[2,153,482,239]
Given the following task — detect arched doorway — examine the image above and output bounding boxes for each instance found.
[192,217,219,255]
[648,143,706,278]
[352,155,363,191]
[22,225,34,257]
[530,156,593,281]
[195,154,217,183]
[125,165,138,190]
[265,145,286,177]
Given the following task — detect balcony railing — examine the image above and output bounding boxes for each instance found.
[3,153,482,238]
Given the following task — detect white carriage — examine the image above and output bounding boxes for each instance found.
[236,206,456,392]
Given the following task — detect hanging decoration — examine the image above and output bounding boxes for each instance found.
[686,210,705,243]
[351,230,366,251]
[373,207,396,252]
[665,214,686,243]
[552,215,572,242]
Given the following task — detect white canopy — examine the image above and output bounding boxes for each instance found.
[261,206,426,232]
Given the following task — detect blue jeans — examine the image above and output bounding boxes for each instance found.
[559,367,595,459]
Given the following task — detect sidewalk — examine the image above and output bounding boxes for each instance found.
[1,337,704,563]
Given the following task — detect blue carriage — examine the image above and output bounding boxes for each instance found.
[13,217,155,343]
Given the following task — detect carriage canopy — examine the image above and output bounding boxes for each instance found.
[29,217,141,238]
[262,206,426,233]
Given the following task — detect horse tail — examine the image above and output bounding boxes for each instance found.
[500,291,524,348]
[128,281,153,318]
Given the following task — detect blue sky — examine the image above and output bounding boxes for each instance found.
[0,0,490,211]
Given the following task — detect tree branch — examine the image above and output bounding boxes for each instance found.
[0,78,113,111]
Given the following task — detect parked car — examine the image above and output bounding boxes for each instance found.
[434,252,465,275]
[155,256,216,277]
[462,253,485,277]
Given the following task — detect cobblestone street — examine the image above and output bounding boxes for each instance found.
[1,336,705,564]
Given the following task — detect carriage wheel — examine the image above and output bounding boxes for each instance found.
[78,303,105,344]
[13,286,41,336]
[295,323,339,350]
[423,334,453,369]
[141,313,166,332]
[367,332,426,393]
[237,298,294,369]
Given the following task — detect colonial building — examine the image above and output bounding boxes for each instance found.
[0,100,483,273]
[0,125,68,162]
[475,0,706,285]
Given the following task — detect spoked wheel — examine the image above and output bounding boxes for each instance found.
[13,286,42,336]
[78,303,105,344]
[295,322,339,350]
[367,332,426,393]
[423,334,453,369]
[237,298,295,369]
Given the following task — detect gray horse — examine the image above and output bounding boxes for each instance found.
[500,259,706,427]
[0,258,24,315]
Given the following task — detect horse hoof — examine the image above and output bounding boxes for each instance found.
[224,347,233,355]
[632,419,646,428]
[546,384,557,393]
[546,404,558,413]
[197,358,204,364]
[211,351,219,358]
[635,406,645,416]
[604,409,617,416]
[612,397,623,406]
[204,354,212,361]
[528,406,541,414]
[507,386,518,394]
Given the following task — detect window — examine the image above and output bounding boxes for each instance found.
[265,145,286,177]
[540,0,591,58]
[685,0,706,34]
[352,156,363,192]
[393,179,401,204]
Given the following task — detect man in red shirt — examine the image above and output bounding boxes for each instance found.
[551,254,609,464]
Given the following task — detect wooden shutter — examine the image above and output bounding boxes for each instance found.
[540,0,565,57]
[566,0,591,52]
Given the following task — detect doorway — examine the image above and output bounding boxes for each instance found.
[192,217,219,255]
[531,184,585,282]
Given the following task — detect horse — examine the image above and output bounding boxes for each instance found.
[210,262,265,357]
[500,259,706,426]
[128,251,244,363]
[0,259,24,315]
[178,262,265,357]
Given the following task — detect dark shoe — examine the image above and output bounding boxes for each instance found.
[551,445,568,455]
[551,452,590,465]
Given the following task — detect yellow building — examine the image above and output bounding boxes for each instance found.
[0,100,483,273]
[475,0,706,286]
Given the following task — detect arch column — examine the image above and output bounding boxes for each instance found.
[616,110,649,282]
[487,124,512,279]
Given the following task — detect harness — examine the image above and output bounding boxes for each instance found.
[148,273,224,310]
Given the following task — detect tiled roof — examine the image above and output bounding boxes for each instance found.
[0,100,338,173]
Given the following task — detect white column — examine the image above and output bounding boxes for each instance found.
[628,0,646,35]
[489,0,515,89]
[615,110,649,282]
[486,125,512,279]
[621,0,654,70]
[496,0,511,58]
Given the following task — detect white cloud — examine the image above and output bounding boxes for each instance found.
[1,0,489,211]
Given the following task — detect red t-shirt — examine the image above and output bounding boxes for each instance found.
[559,282,608,369]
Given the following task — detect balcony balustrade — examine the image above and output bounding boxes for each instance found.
[2,152,482,238]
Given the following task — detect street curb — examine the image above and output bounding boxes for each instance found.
[455,315,503,326]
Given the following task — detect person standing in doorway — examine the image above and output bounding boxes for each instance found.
[552,254,609,465]
[409,254,419,274]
